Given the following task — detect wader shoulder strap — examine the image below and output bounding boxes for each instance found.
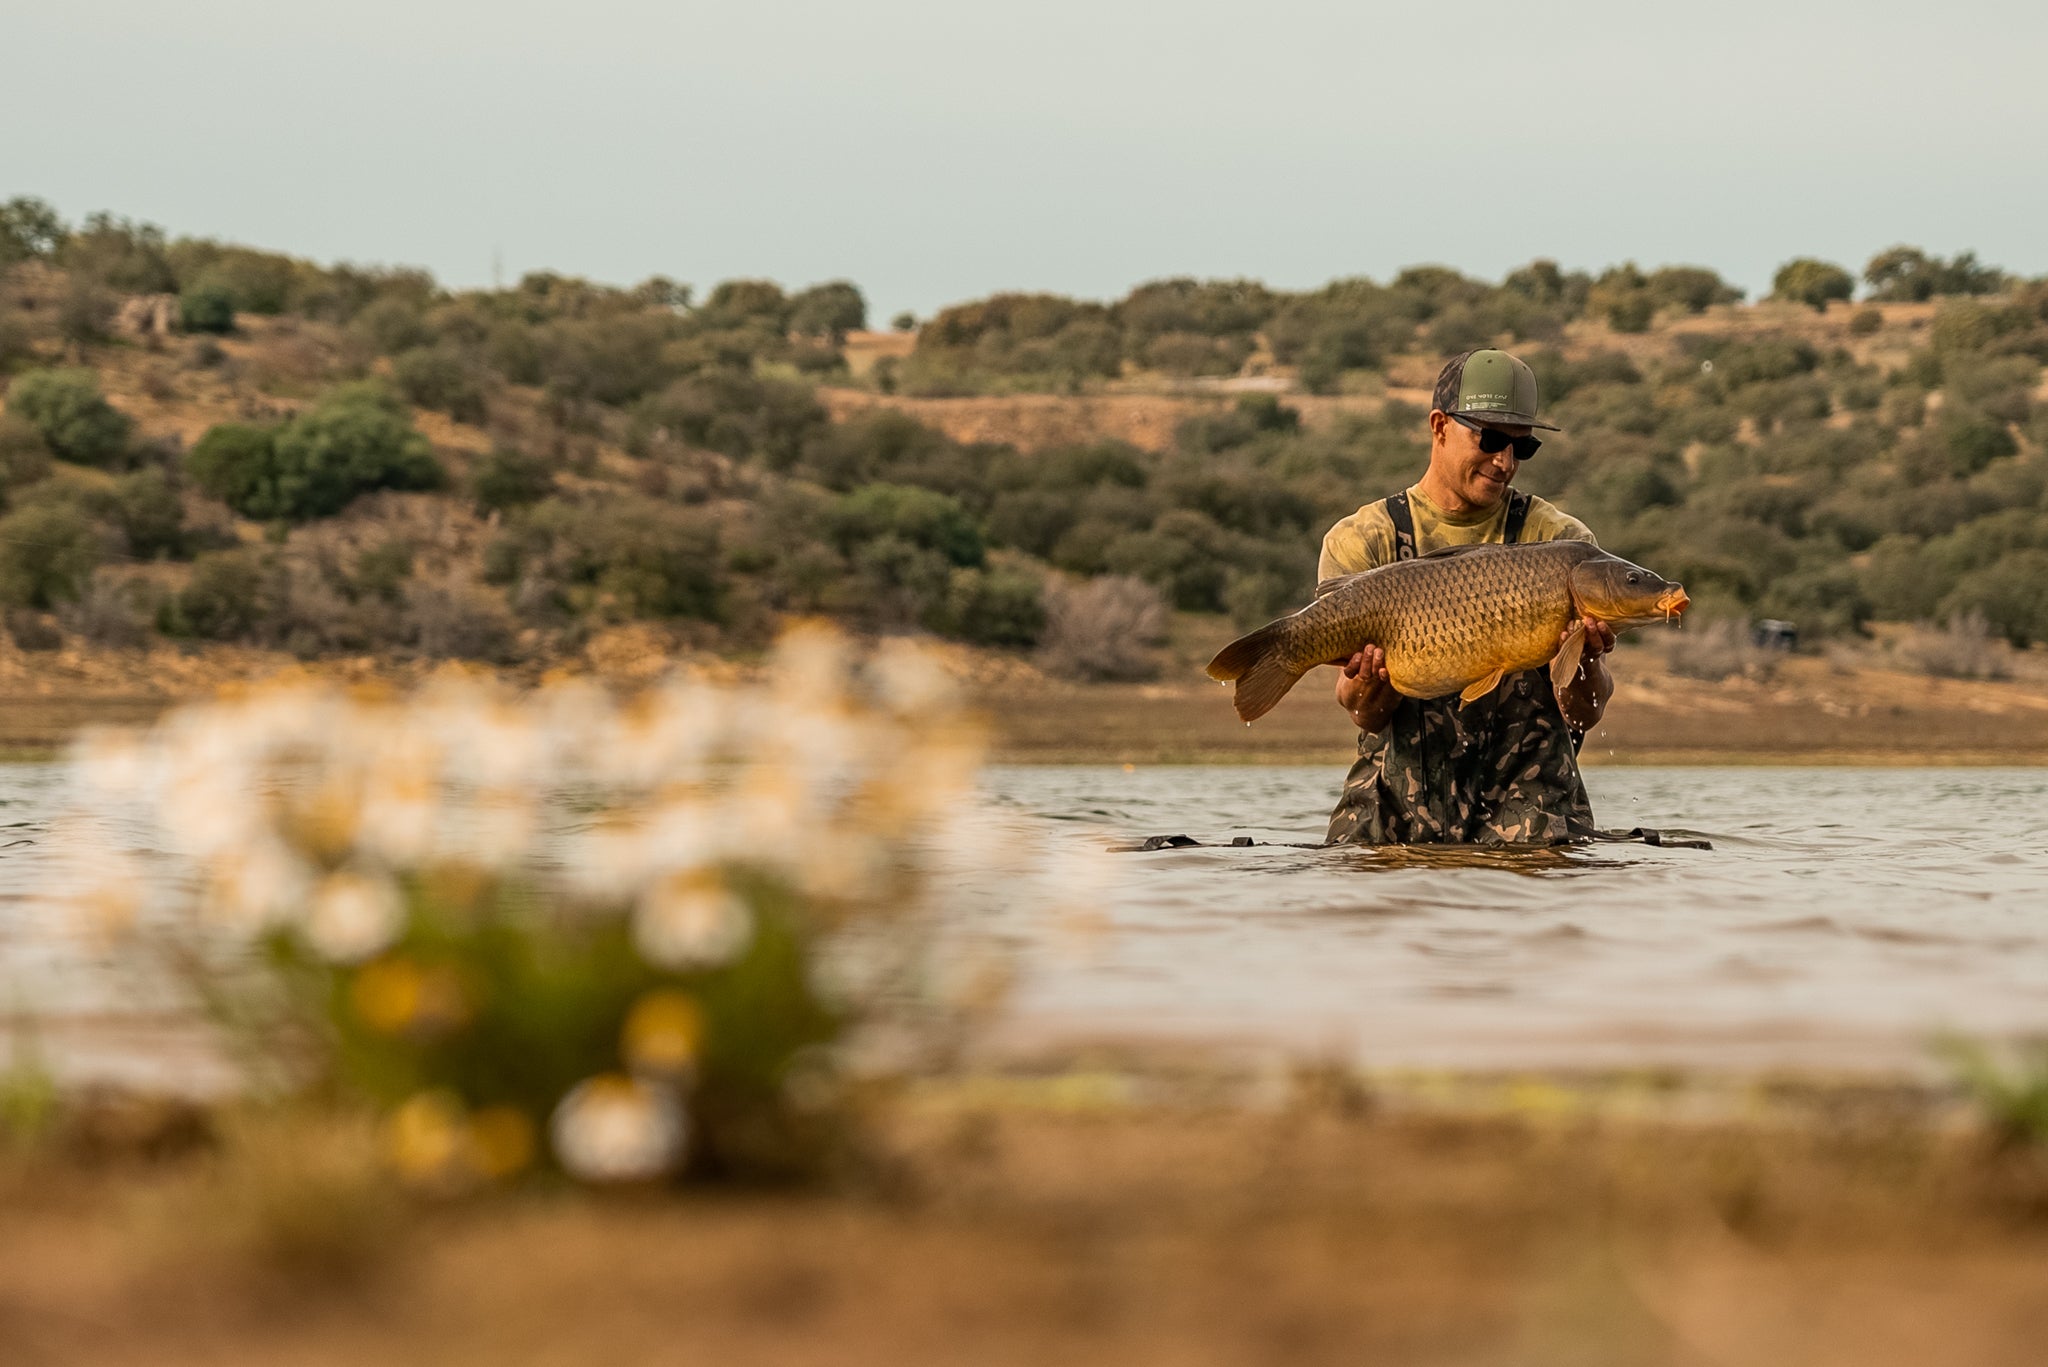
[1502,489,1532,545]
[1387,489,1526,556]
[1383,492,1417,561]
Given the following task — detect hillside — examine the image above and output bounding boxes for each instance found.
[2,200,2047,760]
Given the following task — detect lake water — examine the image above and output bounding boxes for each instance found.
[5,762,2047,1081]
[964,765,2048,1074]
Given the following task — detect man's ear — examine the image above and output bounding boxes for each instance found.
[1426,410,1447,440]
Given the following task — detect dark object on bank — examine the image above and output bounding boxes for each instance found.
[1752,619,1799,651]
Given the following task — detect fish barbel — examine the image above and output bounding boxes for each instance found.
[1206,541,1689,723]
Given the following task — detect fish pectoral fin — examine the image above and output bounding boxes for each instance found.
[1458,667,1507,708]
[1549,622,1586,694]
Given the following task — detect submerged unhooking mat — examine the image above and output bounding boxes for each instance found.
[1112,828,1712,853]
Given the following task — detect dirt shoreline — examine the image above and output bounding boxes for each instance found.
[6,1080,2047,1366]
[4,632,2047,768]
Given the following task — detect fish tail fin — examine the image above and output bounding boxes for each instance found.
[1206,622,1306,723]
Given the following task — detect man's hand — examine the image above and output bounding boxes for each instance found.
[1573,616,1617,662]
[1558,615,1617,729]
[1335,645,1402,732]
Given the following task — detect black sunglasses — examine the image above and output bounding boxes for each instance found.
[1451,413,1541,462]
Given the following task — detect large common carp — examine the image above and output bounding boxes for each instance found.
[1206,541,1689,723]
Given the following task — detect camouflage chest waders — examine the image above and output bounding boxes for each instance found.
[1324,489,1595,846]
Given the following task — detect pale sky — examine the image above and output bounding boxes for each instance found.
[6,0,2043,321]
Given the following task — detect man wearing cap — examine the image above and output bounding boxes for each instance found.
[1320,348,1615,845]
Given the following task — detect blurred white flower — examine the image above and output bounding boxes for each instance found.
[634,873,753,969]
[304,867,406,963]
[205,838,315,933]
[550,1074,688,1182]
[867,637,958,715]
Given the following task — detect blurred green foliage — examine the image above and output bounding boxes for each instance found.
[5,368,133,466]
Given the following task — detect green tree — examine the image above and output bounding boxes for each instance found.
[788,281,866,340]
[829,485,984,567]
[1771,258,1855,311]
[0,500,101,608]
[392,345,489,423]
[168,548,283,640]
[1864,246,2005,303]
[0,196,65,264]
[470,447,554,513]
[190,385,442,521]
[4,368,133,466]
[179,282,236,335]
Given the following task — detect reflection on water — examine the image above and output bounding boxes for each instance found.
[6,762,2048,1076]
[961,765,2048,1072]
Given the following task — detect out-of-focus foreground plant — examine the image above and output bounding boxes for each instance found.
[59,626,1006,1190]
[1937,1036,2048,1150]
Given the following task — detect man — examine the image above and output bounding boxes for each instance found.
[1321,348,1615,845]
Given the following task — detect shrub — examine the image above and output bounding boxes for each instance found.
[1603,291,1655,333]
[58,279,116,348]
[60,212,175,293]
[168,547,284,640]
[890,312,917,332]
[1864,247,2005,303]
[1662,619,1777,682]
[1901,611,2008,680]
[928,565,1045,646]
[111,467,187,559]
[350,296,432,355]
[471,447,554,514]
[198,385,444,524]
[1848,306,1884,337]
[401,578,516,660]
[188,422,281,514]
[0,499,102,608]
[491,497,724,621]
[0,196,65,265]
[640,371,828,469]
[1038,576,1167,681]
[1771,258,1855,312]
[828,484,983,567]
[59,570,155,648]
[787,281,866,340]
[1646,266,1743,313]
[1939,549,2048,645]
[0,412,53,487]
[4,368,133,466]
[392,345,489,423]
[179,283,237,335]
[1936,407,2016,476]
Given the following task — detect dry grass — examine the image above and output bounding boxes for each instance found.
[3,1092,2047,1366]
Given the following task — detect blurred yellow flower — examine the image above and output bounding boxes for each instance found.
[386,1089,472,1190]
[350,956,424,1033]
[468,1106,537,1180]
[622,989,706,1076]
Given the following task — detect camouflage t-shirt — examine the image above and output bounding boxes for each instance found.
[1318,484,1595,580]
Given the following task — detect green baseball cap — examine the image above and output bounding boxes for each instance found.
[1432,349,1560,432]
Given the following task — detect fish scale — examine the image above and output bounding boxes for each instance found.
[1205,541,1688,723]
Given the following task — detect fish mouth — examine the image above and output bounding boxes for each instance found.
[1657,588,1690,620]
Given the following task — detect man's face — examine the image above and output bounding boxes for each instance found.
[1428,411,1530,509]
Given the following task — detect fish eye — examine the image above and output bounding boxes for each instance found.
[1625,572,1641,584]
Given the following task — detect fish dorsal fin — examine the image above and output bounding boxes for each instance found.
[1415,543,1497,560]
[1549,621,1586,694]
[1314,571,1374,599]
[1458,667,1507,707]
